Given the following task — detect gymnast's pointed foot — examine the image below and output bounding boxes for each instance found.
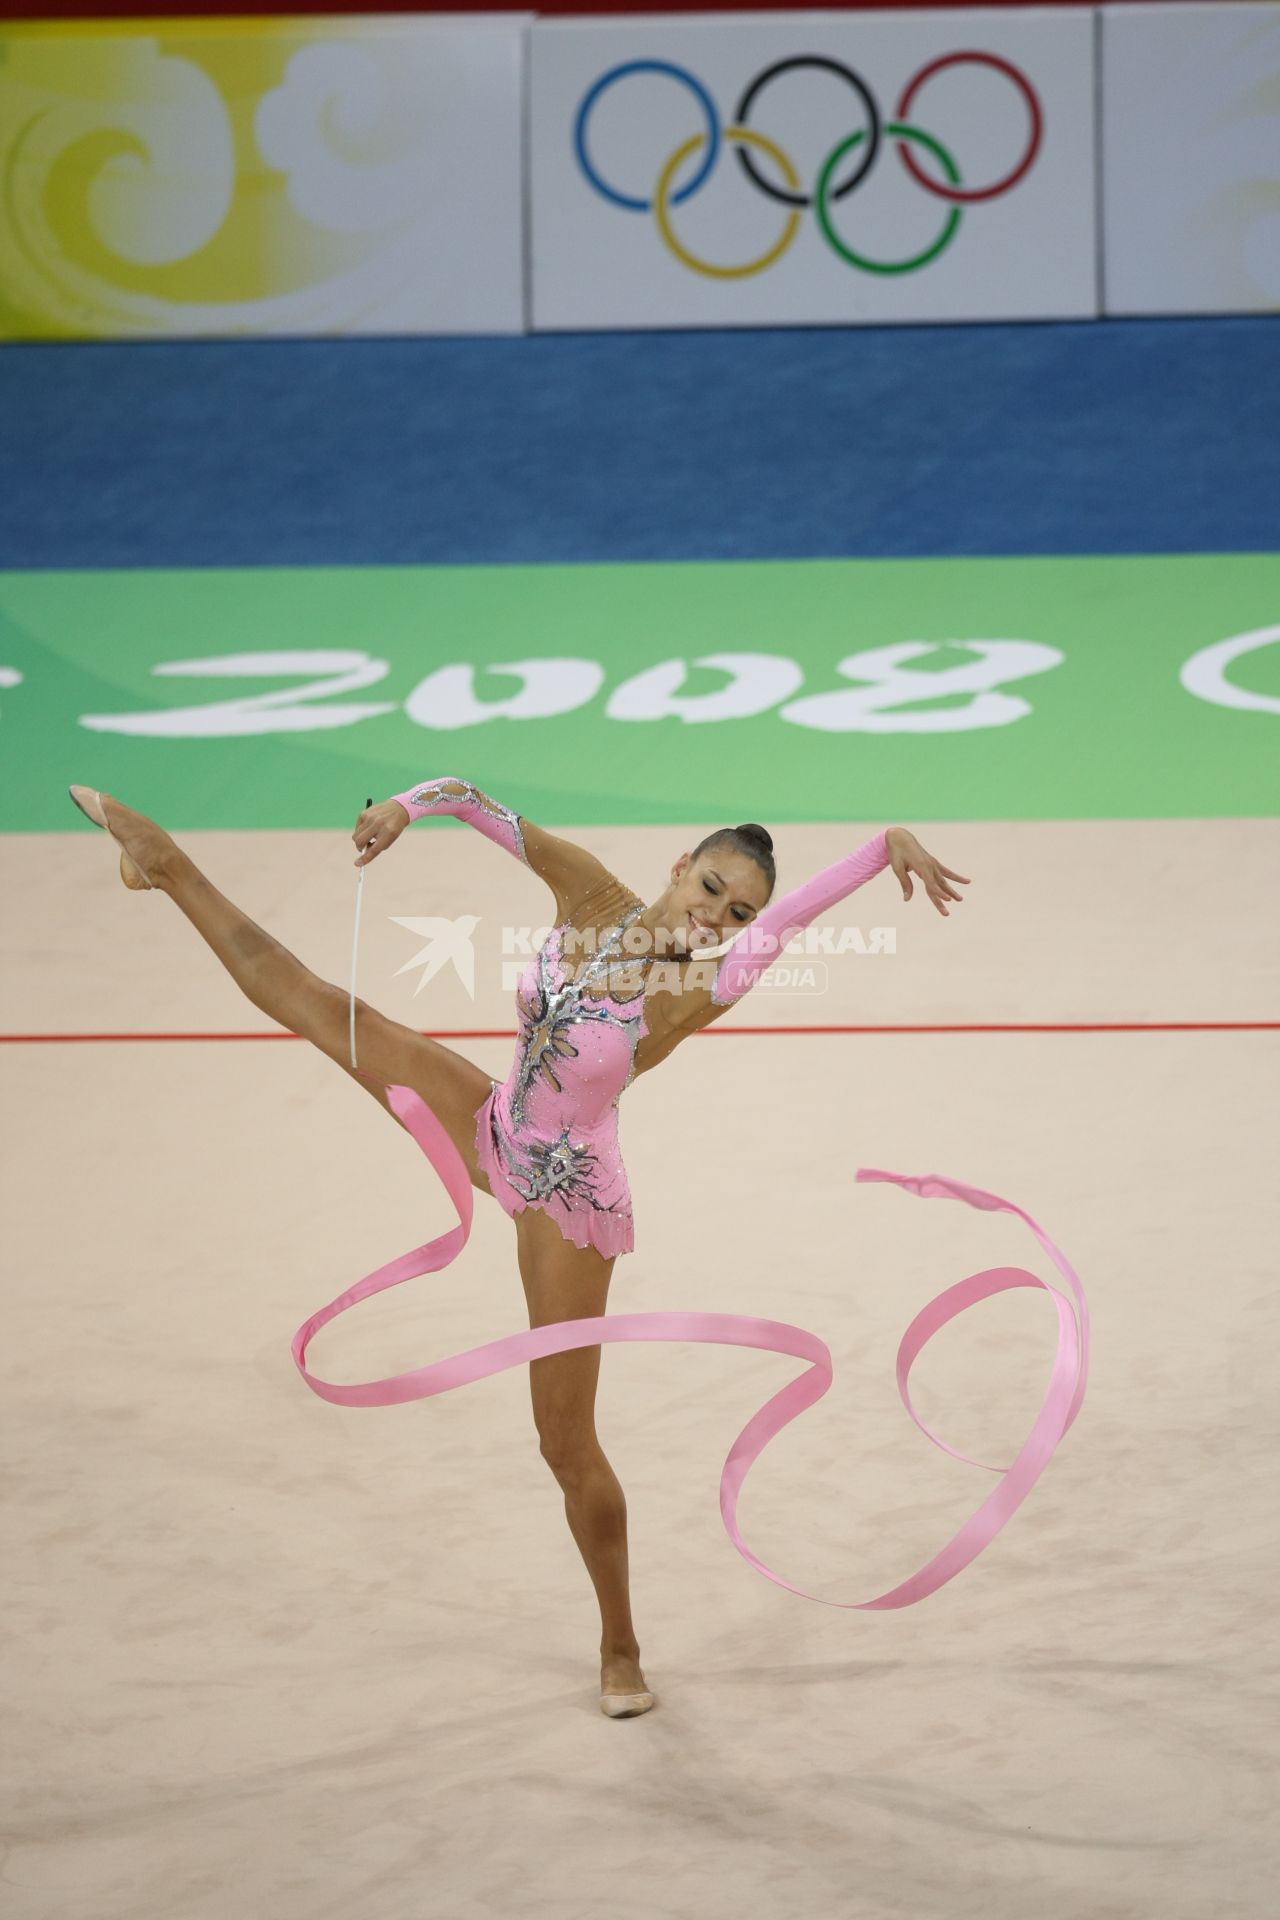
[68,787,172,891]
[600,1649,654,1719]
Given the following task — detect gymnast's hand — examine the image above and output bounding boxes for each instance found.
[885,827,970,917]
[352,800,410,867]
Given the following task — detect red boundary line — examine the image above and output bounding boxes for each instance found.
[0,1021,1275,1043]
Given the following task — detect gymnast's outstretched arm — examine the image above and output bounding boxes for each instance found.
[350,776,614,924]
[670,825,970,1030]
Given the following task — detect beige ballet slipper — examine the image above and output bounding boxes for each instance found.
[600,1689,655,1718]
[68,786,154,890]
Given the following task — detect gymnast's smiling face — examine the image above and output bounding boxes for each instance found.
[663,849,771,955]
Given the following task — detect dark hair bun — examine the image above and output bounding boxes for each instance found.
[735,822,773,854]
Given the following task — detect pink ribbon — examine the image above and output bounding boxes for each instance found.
[293,1082,1088,1610]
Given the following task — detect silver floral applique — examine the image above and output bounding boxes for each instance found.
[507,903,654,1130]
[504,1129,603,1207]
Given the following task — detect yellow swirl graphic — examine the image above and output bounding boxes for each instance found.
[0,22,467,338]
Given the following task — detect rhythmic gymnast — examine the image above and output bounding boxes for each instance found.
[68,779,971,1718]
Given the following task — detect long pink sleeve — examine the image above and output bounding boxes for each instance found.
[710,830,891,1004]
[390,776,529,867]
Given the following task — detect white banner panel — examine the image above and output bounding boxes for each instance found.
[0,14,530,339]
[529,8,1098,330]
[1102,3,1280,315]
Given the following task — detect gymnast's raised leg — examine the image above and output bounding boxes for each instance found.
[68,788,495,1181]
[72,787,654,1717]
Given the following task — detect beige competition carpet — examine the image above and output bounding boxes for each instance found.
[2,816,1277,1920]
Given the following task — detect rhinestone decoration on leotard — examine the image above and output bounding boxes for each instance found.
[405,778,530,867]
[504,1129,603,1206]
[507,902,654,1130]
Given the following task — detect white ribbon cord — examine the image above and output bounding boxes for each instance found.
[349,864,366,1070]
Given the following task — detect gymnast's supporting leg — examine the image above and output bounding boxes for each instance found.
[548,1438,640,1652]
[515,1208,652,1715]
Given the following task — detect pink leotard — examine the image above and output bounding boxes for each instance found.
[390,776,889,1260]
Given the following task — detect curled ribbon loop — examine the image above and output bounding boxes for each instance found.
[293,1083,1088,1610]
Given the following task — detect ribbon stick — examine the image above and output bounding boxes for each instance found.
[292,1085,1088,1611]
[349,868,365,1070]
[349,798,372,1070]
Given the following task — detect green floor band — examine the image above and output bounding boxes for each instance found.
[1,554,1276,831]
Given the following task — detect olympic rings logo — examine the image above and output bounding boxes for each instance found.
[573,52,1043,278]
